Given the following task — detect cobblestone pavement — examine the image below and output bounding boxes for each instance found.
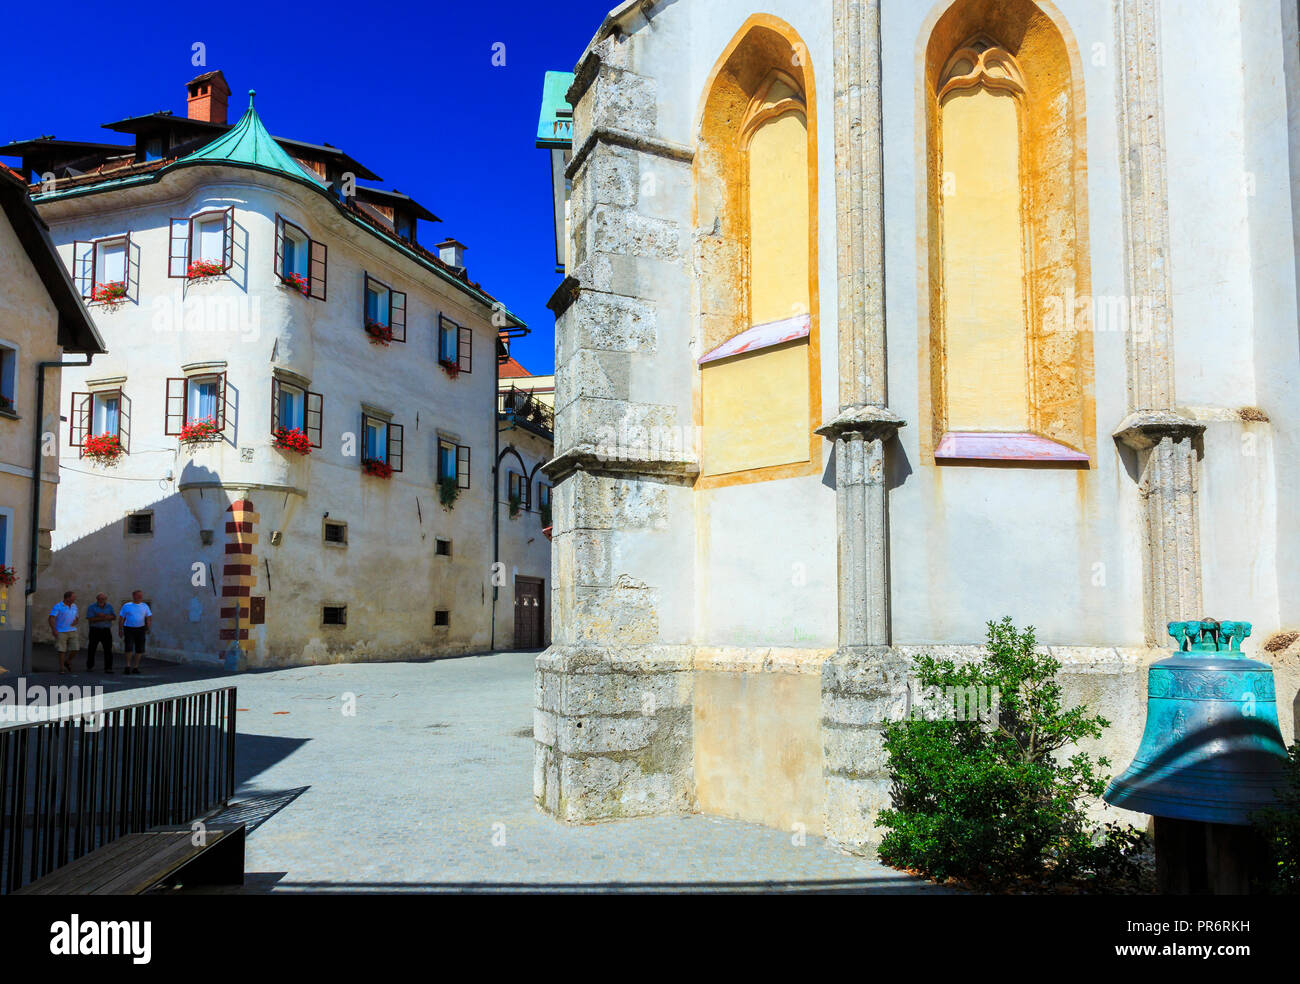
[143,651,948,893]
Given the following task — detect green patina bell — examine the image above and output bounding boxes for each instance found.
[1104,618,1290,825]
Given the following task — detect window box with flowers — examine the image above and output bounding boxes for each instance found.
[365,319,393,346]
[281,272,310,296]
[362,458,393,479]
[186,259,224,281]
[0,566,17,589]
[273,427,312,456]
[179,416,222,446]
[438,358,460,378]
[90,281,128,307]
[83,433,124,466]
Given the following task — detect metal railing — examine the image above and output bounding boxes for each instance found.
[0,686,236,893]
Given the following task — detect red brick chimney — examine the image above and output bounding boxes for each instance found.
[186,71,231,125]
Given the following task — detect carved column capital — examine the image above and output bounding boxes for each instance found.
[816,404,905,443]
[1112,410,1205,451]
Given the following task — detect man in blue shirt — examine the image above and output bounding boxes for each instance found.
[86,593,116,673]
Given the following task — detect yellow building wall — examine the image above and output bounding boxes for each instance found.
[701,341,810,477]
[940,86,1030,431]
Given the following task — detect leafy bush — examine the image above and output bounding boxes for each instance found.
[1254,742,1300,893]
[876,616,1146,888]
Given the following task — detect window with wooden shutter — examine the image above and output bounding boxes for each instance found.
[390,289,407,343]
[69,392,91,447]
[388,422,404,473]
[458,325,473,374]
[309,240,327,300]
[164,377,186,435]
[457,444,471,490]
[306,390,323,447]
[117,392,132,453]
[168,218,188,277]
[222,205,234,271]
[215,372,230,430]
[274,214,286,280]
[71,242,94,297]
[270,377,281,434]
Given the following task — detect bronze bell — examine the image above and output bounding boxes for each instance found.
[1105,618,1289,825]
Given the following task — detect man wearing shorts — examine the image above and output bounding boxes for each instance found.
[48,591,79,674]
[118,590,153,675]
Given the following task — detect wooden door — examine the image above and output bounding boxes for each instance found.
[514,577,544,649]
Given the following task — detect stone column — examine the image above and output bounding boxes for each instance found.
[819,0,908,854]
[534,35,699,823]
[1113,0,1205,644]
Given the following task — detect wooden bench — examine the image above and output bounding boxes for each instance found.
[15,824,245,895]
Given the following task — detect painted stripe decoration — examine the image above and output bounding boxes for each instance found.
[698,313,811,365]
[220,498,258,649]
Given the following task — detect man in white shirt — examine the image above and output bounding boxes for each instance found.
[117,589,153,676]
[47,590,79,674]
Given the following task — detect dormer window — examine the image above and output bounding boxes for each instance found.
[395,213,413,241]
[274,214,326,299]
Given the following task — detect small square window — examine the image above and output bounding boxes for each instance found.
[322,605,347,626]
[434,610,450,628]
[126,512,153,536]
[323,520,347,545]
[435,538,451,557]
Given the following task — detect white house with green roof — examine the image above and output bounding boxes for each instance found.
[13,77,538,666]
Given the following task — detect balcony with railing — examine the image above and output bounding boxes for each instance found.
[498,386,553,439]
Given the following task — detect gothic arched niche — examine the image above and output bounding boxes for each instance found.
[694,17,821,486]
[923,0,1095,464]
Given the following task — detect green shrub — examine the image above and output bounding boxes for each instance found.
[876,616,1145,888]
[1254,742,1300,893]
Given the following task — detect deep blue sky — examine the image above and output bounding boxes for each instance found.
[0,0,618,374]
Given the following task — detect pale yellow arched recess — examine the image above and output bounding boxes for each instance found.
[695,29,821,486]
[921,0,1095,466]
[939,42,1030,432]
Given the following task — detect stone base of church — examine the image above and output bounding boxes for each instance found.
[533,644,696,822]
[534,642,1272,852]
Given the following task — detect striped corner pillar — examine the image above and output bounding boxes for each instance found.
[220,498,258,647]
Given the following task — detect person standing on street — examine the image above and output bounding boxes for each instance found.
[86,593,116,673]
[48,591,79,674]
[118,590,153,675]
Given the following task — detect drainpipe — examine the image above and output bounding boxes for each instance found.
[490,341,502,650]
[22,354,94,676]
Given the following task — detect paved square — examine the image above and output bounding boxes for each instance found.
[126,651,948,893]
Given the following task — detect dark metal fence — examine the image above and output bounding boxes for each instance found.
[0,686,236,893]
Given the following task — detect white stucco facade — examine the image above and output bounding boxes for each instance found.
[32,160,529,667]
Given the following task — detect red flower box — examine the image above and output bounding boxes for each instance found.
[365,319,393,345]
[0,566,17,588]
[282,272,309,295]
[438,358,460,378]
[361,458,393,479]
[187,259,224,280]
[273,426,312,455]
[91,281,128,306]
[179,417,222,445]
[83,432,124,466]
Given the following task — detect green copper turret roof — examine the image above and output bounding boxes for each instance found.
[174,90,325,187]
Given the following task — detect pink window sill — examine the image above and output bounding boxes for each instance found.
[935,431,1090,465]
